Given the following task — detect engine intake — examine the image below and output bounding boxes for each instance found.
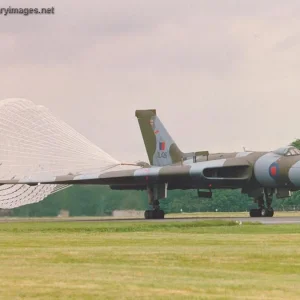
[203,165,250,179]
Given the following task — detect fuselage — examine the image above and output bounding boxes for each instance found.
[183,148,300,190]
[109,148,300,193]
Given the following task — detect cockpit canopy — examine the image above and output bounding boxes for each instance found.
[273,146,300,156]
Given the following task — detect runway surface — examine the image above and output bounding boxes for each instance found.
[142,216,300,224]
[1,216,300,224]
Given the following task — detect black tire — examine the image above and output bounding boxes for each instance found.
[145,210,165,219]
[157,210,165,219]
[261,208,268,217]
[267,208,274,217]
[152,210,157,219]
[250,209,260,217]
[145,210,154,219]
[148,210,154,219]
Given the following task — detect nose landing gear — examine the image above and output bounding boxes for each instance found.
[250,188,274,217]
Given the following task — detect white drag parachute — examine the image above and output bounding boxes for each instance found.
[0,98,120,208]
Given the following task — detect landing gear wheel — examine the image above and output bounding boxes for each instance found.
[152,210,165,219]
[144,210,154,219]
[156,210,165,219]
[144,210,150,219]
[260,207,268,217]
[249,208,274,217]
[266,208,274,217]
[144,209,165,219]
[261,207,274,217]
[249,209,261,217]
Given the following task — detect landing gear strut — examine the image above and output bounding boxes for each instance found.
[144,186,166,219]
[249,188,274,217]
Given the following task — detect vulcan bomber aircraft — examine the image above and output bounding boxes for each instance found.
[2,109,300,219]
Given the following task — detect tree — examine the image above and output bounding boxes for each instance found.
[290,139,300,149]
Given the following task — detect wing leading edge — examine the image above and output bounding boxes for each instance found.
[0,158,251,190]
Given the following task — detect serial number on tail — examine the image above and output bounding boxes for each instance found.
[157,152,168,159]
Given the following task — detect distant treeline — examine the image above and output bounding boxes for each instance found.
[9,139,300,217]
[10,185,300,217]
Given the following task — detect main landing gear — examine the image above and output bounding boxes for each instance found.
[144,203,165,219]
[144,185,166,219]
[249,188,274,217]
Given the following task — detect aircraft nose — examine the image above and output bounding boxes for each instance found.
[289,161,300,187]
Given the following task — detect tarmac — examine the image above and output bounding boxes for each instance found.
[1,216,300,224]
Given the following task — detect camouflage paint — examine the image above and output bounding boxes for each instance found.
[2,145,300,203]
[135,109,182,166]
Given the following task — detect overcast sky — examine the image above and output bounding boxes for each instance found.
[1,0,300,162]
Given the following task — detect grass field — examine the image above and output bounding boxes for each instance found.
[3,210,300,223]
[1,220,300,299]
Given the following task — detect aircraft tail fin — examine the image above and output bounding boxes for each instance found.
[135,109,183,166]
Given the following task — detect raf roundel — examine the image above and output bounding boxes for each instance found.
[269,162,279,178]
[159,141,166,151]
